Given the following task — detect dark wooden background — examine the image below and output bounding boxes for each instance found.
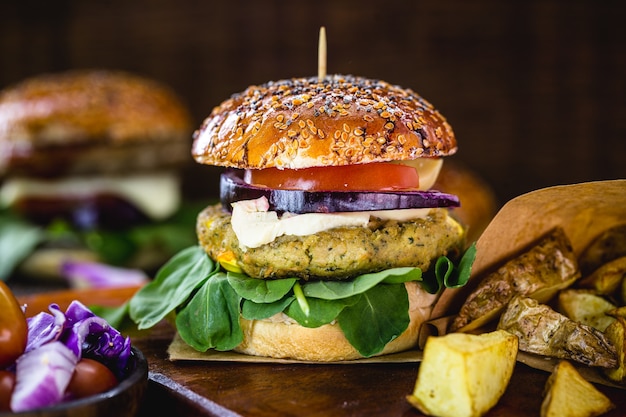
[1,0,624,205]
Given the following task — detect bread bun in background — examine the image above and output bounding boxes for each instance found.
[0,70,195,280]
[0,69,192,177]
[434,159,499,243]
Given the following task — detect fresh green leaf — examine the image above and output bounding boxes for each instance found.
[129,246,217,329]
[447,242,476,288]
[286,295,358,328]
[176,273,243,351]
[420,243,477,294]
[84,230,138,265]
[380,267,423,284]
[68,199,205,266]
[338,284,410,357]
[227,272,296,303]
[0,214,45,280]
[292,282,310,316]
[302,267,422,300]
[241,295,294,320]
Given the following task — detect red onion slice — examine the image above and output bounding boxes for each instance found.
[220,170,460,214]
[11,342,78,412]
[61,261,149,289]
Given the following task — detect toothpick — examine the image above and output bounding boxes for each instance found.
[318,26,327,81]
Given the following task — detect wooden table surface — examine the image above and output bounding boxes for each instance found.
[18,287,626,417]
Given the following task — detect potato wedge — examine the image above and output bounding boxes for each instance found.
[540,360,614,417]
[451,228,579,332]
[607,306,626,318]
[578,256,626,296]
[498,296,617,368]
[557,289,616,331]
[579,223,626,276]
[602,316,626,384]
[407,330,518,417]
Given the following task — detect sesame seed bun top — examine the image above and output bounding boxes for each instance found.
[192,74,457,170]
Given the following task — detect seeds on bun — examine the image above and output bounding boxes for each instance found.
[192,74,456,170]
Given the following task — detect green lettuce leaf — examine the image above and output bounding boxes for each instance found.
[338,284,410,357]
[227,272,296,303]
[241,295,294,320]
[301,267,422,300]
[176,272,242,351]
[286,295,359,328]
[420,242,476,293]
[129,246,217,329]
[0,213,45,280]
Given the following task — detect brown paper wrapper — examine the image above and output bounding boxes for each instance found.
[168,180,626,388]
[433,179,626,319]
[168,332,423,364]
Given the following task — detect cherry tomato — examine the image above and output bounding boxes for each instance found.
[0,281,27,369]
[0,370,15,411]
[67,358,118,399]
[244,162,419,191]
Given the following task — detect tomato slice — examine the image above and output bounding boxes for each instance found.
[244,163,419,192]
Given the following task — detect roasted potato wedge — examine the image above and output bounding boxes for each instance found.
[578,256,626,296]
[557,289,616,332]
[540,360,614,417]
[602,316,626,384]
[498,296,617,368]
[607,306,626,318]
[407,330,518,417]
[451,228,579,332]
[579,223,626,277]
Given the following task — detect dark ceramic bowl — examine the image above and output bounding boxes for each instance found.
[1,347,148,417]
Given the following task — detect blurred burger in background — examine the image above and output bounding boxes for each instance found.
[434,159,499,243]
[0,69,198,282]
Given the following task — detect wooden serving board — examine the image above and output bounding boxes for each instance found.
[18,288,626,417]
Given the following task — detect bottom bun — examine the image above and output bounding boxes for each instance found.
[233,281,438,361]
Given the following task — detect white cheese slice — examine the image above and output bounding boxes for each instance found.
[392,158,443,191]
[231,196,432,250]
[0,171,181,221]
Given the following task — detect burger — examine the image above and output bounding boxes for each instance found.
[130,74,477,361]
[0,69,196,280]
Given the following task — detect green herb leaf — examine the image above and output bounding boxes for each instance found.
[292,282,310,316]
[420,243,477,294]
[176,272,243,351]
[338,284,410,357]
[129,246,217,329]
[447,242,477,288]
[302,267,422,300]
[241,295,294,320]
[0,214,45,280]
[227,272,296,303]
[286,295,358,328]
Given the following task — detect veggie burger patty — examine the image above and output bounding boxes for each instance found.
[198,203,464,280]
